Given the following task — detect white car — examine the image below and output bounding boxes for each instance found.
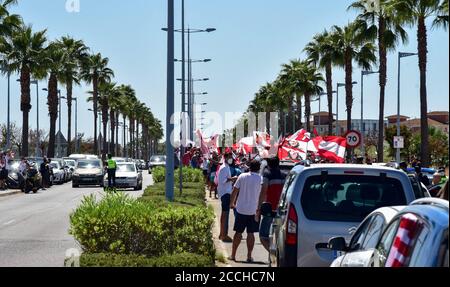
[329,206,406,267]
[104,162,143,190]
[50,161,65,184]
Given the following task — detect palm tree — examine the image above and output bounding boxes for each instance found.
[0,0,21,36]
[0,24,47,156]
[349,0,408,162]
[300,61,324,131]
[331,23,377,133]
[134,101,146,159]
[304,30,341,135]
[43,42,65,158]
[80,53,114,155]
[107,86,122,156]
[98,82,116,160]
[388,0,447,166]
[58,36,89,155]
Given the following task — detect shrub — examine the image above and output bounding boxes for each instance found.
[152,167,203,184]
[151,167,166,183]
[69,193,215,262]
[77,252,214,267]
[141,182,206,207]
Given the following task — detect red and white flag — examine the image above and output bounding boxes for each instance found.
[385,213,423,267]
[312,136,347,163]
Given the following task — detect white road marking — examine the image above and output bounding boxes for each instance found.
[3,220,15,226]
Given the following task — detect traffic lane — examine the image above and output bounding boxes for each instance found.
[0,173,153,267]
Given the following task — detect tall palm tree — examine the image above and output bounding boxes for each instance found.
[349,0,408,162]
[107,86,122,156]
[134,101,146,159]
[331,23,377,133]
[43,42,65,158]
[304,30,341,135]
[58,36,89,155]
[80,53,114,155]
[0,0,21,36]
[389,0,447,166]
[98,82,116,160]
[299,61,324,131]
[0,24,47,156]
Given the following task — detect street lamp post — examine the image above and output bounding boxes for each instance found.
[336,82,357,136]
[6,72,10,150]
[397,52,418,163]
[361,70,379,157]
[165,0,175,202]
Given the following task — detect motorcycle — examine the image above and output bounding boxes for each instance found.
[22,163,42,194]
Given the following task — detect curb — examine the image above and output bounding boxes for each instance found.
[0,190,22,198]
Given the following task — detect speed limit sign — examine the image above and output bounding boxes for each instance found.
[345,130,362,148]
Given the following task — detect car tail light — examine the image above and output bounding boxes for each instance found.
[385,213,423,267]
[286,204,298,246]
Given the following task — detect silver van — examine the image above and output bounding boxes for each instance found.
[269,164,420,267]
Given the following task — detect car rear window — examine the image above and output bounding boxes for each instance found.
[301,175,407,222]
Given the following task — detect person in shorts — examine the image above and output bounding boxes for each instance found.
[257,156,286,251]
[217,152,237,242]
[229,160,262,263]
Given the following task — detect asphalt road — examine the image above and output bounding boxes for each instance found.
[0,172,153,267]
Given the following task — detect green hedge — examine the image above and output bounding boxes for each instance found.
[141,182,206,208]
[69,193,215,262]
[152,167,203,184]
[76,252,214,267]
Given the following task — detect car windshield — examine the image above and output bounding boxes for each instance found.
[151,156,166,162]
[117,164,136,172]
[77,160,101,169]
[65,161,76,167]
[301,175,407,222]
[50,162,60,169]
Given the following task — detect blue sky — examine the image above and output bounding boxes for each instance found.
[2,0,449,141]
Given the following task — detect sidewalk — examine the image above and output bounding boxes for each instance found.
[207,191,269,267]
[0,189,22,198]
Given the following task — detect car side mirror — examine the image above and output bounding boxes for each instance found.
[328,237,348,252]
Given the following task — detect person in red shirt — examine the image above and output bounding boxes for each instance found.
[257,156,286,251]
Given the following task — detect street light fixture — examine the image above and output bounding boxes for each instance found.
[396,52,418,163]
[361,70,379,156]
[336,82,357,136]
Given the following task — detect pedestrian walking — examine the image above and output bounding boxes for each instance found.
[257,157,286,252]
[229,160,262,263]
[217,152,237,243]
[106,154,117,188]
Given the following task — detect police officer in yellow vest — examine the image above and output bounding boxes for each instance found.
[106,154,117,188]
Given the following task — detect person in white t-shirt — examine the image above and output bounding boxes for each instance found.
[229,160,262,263]
[217,152,237,242]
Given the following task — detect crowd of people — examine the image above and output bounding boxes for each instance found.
[0,150,53,193]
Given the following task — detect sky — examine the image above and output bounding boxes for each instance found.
[1,0,449,142]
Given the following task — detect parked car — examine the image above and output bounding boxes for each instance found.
[112,157,127,163]
[407,167,436,182]
[329,206,406,267]
[52,158,71,182]
[50,160,66,184]
[148,155,166,174]
[269,164,421,267]
[103,162,143,190]
[371,198,448,267]
[72,159,104,188]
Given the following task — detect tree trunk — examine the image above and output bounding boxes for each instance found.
[304,92,311,131]
[102,104,108,161]
[123,114,127,157]
[129,118,134,158]
[287,94,294,134]
[47,73,58,158]
[326,63,334,136]
[345,49,353,132]
[136,120,140,159]
[418,17,430,166]
[265,108,271,135]
[295,93,302,132]
[110,110,115,157]
[377,17,387,163]
[66,80,73,155]
[20,66,31,157]
[115,113,119,156]
[93,74,99,155]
